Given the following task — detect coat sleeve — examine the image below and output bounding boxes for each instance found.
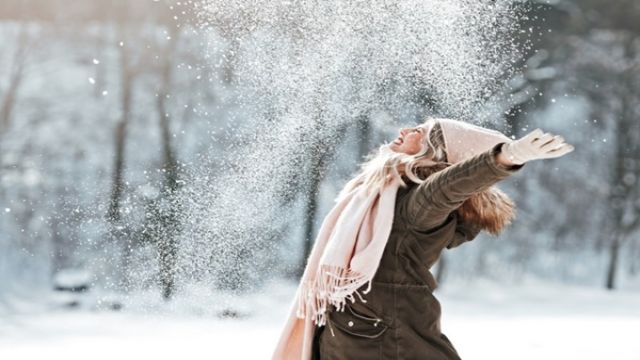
[406,141,524,231]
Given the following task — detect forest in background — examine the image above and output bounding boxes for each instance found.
[0,0,639,310]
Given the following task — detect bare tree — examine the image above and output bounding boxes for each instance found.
[105,20,141,292]
[296,116,345,277]
[298,155,326,275]
[566,30,640,289]
[0,26,31,133]
[153,25,182,300]
[107,30,133,224]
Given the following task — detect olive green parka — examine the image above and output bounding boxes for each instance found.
[313,141,524,360]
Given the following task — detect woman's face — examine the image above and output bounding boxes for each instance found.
[389,126,426,155]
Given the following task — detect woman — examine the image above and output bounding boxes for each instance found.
[273,118,574,359]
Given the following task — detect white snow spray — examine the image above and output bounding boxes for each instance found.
[177,0,527,292]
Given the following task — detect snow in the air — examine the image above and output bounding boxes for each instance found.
[1,0,639,359]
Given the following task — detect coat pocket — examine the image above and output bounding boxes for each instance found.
[328,303,388,339]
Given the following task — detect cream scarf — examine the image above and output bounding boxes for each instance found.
[272,176,401,359]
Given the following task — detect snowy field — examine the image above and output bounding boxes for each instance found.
[1,280,639,360]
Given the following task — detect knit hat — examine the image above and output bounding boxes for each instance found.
[433,118,513,163]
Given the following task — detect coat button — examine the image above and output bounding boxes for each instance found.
[348,321,354,327]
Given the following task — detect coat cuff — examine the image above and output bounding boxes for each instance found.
[486,142,525,177]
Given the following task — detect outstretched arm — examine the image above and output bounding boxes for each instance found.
[405,128,574,232]
[405,142,523,231]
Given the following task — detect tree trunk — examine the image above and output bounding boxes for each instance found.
[107,37,132,224]
[107,120,128,223]
[297,152,324,278]
[296,121,349,278]
[0,26,28,133]
[605,233,620,290]
[155,28,180,300]
[106,31,134,291]
[603,55,637,290]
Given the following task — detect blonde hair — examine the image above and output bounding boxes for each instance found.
[337,117,516,236]
[338,118,447,200]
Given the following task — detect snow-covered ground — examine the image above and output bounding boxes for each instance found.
[1,280,639,360]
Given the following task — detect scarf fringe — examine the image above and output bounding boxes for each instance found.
[296,264,373,326]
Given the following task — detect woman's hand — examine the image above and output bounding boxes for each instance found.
[499,129,575,166]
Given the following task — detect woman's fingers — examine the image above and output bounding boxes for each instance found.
[523,128,544,142]
[532,132,554,146]
[539,135,564,150]
[545,142,575,158]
